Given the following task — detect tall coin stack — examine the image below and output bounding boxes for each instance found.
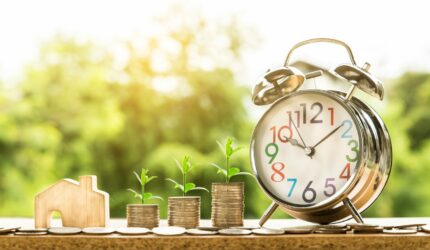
[211,182,244,227]
[168,196,200,228]
[127,204,159,228]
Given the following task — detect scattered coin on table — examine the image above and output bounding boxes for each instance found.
[352,226,384,234]
[15,231,48,236]
[115,227,150,235]
[152,226,186,236]
[17,228,48,233]
[421,225,430,233]
[316,224,347,230]
[186,228,218,235]
[48,227,82,235]
[252,228,285,235]
[314,228,348,234]
[218,228,252,235]
[0,227,20,234]
[393,223,426,229]
[231,225,260,230]
[82,227,115,235]
[197,226,220,231]
[347,223,380,229]
[383,229,417,234]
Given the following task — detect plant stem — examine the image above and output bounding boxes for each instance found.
[183,171,186,196]
[142,179,145,204]
[226,156,230,183]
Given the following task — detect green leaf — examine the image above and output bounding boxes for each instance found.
[140,168,148,184]
[133,171,142,185]
[148,195,163,201]
[184,182,196,193]
[127,188,142,200]
[231,171,255,180]
[182,155,192,174]
[210,163,227,177]
[166,178,184,192]
[227,167,240,179]
[143,192,153,200]
[225,138,234,158]
[189,186,209,193]
[145,175,157,185]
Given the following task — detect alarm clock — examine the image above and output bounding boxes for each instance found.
[250,38,392,225]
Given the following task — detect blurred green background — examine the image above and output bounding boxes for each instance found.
[1,1,430,219]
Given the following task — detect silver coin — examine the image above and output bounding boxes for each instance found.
[48,227,82,235]
[15,231,48,236]
[394,223,426,229]
[82,227,115,235]
[115,227,150,235]
[316,224,346,229]
[421,225,430,233]
[186,229,218,235]
[352,227,384,234]
[218,228,252,235]
[283,228,313,234]
[252,228,285,235]
[347,223,380,229]
[197,226,220,231]
[17,228,48,232]
[0,227,20,234]
[152,226,186,236]
[231,225,260,230]
[383,229,417,234]
[315,228,347,234]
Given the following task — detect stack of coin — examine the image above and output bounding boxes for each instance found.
[168,196,200,228]
[211,182,244,228]
[127,204,160,228]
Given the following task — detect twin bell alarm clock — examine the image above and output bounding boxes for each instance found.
[250,38,392,225]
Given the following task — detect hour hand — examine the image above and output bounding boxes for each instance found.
[283,136,306,149]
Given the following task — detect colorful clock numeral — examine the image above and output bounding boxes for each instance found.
[265,143,279,164]
[328,107,334,126]
[302,181,317,203]
[287,103,334,127]
[346,139,359,162]
[286,178,297,197]
[270,125,292,143]
[310,102,323,123]
[323,178,336,197]
[339,162,351,180]
[341,120,353,138]
[271,162,285,182]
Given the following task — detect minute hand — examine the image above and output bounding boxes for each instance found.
[312,123,344,149]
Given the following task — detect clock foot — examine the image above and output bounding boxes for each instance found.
[343,198,364,223]
[259,202,279,227]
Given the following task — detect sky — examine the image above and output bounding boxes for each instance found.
[0,0,429,87]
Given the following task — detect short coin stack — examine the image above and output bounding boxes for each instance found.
[211,182,244,227]
[127,204,159,228]
[168,196,200,228]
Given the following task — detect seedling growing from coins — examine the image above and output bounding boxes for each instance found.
[128,168,163,204]
[166,155,209,196]
[211,137,254,183]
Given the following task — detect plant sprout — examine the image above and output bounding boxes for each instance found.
[127,168,163,204]
[211,137,254,183]
[166,155,209,196]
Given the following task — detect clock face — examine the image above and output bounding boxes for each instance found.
[251,91,362,207]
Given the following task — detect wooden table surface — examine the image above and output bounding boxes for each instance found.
[2,218,430,250]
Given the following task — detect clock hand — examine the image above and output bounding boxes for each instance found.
[283,137,306,149]
[311,123,345,149]
[289,113,308,148]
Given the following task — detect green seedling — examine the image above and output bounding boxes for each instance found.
[166,155,209,196]
[127,168,163,204]
[211,137,253,183]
